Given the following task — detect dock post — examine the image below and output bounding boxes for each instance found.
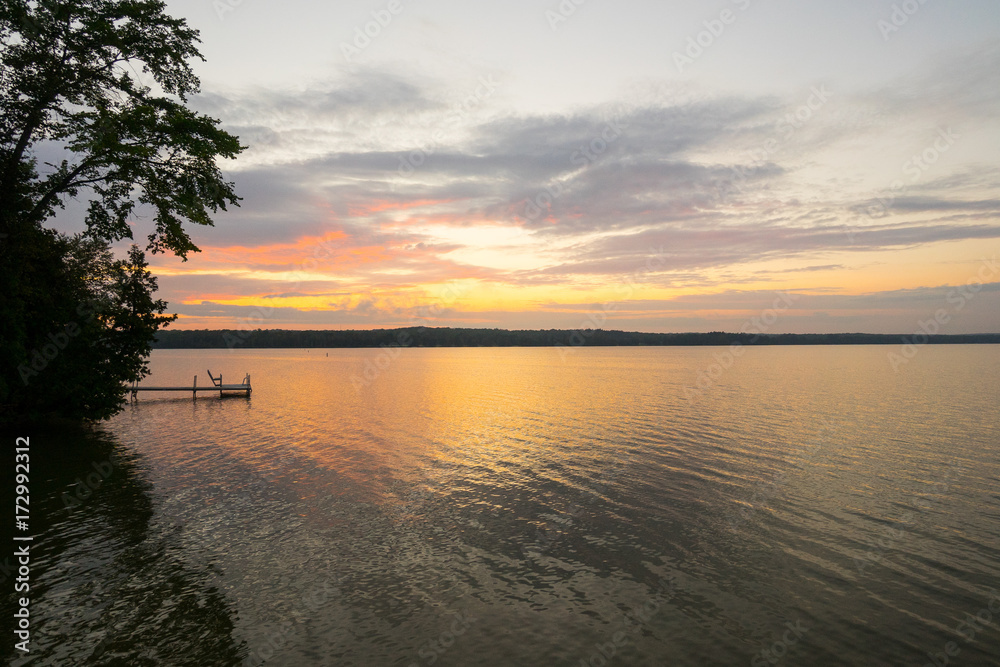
[193,374,197,400]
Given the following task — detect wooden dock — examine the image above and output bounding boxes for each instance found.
[131,370,252,401]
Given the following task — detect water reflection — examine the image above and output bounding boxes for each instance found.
[1,423,246,666]
[7,346,1000,665]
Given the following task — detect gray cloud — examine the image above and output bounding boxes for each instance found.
[193,68,439,125]
[126,61,998,312]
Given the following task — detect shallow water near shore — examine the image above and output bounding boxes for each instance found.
[9,345,1000,666]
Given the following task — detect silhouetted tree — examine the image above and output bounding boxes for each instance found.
[1,0,243,422]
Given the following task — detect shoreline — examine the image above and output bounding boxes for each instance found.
[150,327,1000,349]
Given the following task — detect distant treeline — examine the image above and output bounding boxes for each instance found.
[150,327,1000,349]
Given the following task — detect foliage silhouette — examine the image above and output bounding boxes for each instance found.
[1,0,243,422]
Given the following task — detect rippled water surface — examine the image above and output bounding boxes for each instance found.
[9,346,1000,666]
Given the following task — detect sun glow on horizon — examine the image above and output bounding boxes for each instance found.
[120,1,1000,335]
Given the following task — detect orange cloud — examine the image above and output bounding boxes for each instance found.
[188,231,410,273]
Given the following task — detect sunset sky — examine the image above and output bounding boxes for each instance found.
[55,0,1000,333]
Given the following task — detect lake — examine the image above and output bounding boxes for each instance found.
[8,345,1000,666]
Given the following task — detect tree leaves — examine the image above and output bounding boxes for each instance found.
[1,0,242,422]
[1,0,244,256]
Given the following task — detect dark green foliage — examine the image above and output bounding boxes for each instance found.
[4,231,176,421]
[1,0,243,422]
